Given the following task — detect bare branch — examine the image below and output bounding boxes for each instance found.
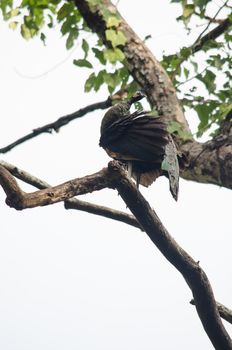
[0,98,112,154]
[0,160,141,229]
[0,164,111,209]
[0,160,51,189]
[107,161,232,350]
[65,198,142,230]
[0,165,25,207]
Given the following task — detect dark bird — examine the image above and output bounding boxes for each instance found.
[99,91,179,200]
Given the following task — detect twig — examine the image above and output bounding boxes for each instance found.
[194,11,224,24]
[0,83,135,154]
[0,98,112,154]
[0,160,141,229]
[193,0,229,50]
[176,66,209,88]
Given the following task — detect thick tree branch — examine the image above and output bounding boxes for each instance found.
[107,161,232,350]
[190,299,232,325]
[0,160,141,229]
[0,164,111,209]
[181,112,232,189]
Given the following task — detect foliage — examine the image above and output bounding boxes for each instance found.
[0,0,231,137]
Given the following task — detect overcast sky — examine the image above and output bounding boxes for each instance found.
[0,1,231,349]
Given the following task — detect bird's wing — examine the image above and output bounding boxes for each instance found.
[99,111,169,163]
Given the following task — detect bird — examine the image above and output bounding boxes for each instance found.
[99,91,179,200]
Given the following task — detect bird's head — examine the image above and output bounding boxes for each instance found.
[128,90,146,105]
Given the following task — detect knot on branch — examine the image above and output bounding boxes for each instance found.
[107,160,133,187]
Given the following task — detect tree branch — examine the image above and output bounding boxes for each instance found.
[190,299,232,325]
[64,198,142,230]
[0,98,112,154]
[181,112,232,189]
[1,158,232,347]
[107,161,232,350]
[0,164,112,209]
[192,0,230,53]
[0,160,51,189]
[217,302,232,325]
[192,16,231,54]
[0,160,141,230]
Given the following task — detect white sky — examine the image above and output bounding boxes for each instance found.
[0,1,231,349]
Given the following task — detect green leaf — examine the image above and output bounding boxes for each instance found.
[92,47,106,65]
[179,47,191,59]
[47,13,54,28]
[182,4,195,18]
[106,15,121,28]
[167,121,192,140]
[193,0,209,9]
[9,21,18,29]
[84,72,96,92]
[194,104,210,133]
[105,29,126,48]
[197,69,216,94]
[93,70,105,91]
[207,54,224,70]
[82,39,89,59]
[20,23,33,39]
[10,7,19,17]
[103,48,125,63]
[190,60,198,73]
[183,67,189,78]
[66,28,79,49]
[61,16,77,35]
[57,3,73,22]
[73,59,93,68]
[87,0,101,6]
[118,66,130,86]
[40,32,46,44]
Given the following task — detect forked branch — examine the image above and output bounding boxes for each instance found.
[0,159,231,349]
